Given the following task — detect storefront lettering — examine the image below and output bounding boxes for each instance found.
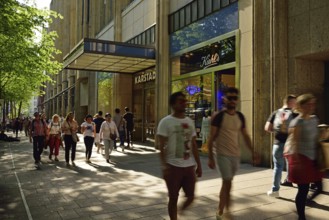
[200,53,220,69]
[135,71,156,84]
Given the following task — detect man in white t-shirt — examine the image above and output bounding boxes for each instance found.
[157,91,202,220]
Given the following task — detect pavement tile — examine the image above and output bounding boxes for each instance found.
[1,134,329,220]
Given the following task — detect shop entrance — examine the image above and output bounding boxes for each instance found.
[133,83,155,143]
[215,68,235,111]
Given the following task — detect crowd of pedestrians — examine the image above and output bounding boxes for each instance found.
[5,107,134,169]
[1,87,327,220]
[156,88,327,220]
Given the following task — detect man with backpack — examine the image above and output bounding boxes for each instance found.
[265,94,297,197]
[29,112,49,169]
[207,87,258,219]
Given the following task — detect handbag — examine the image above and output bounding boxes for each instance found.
[68,121,79,143]
[110,133,117,141]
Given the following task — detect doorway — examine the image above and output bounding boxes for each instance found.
[215,68,235,111]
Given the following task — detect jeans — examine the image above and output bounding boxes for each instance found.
[33,136,45,163]
[64,135,76,163]
[84,136,94,159]
[104,139,114,160]
[272,143,284,191]
[126,129,133,146]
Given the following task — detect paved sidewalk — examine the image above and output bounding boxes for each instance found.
[0,133,328,220]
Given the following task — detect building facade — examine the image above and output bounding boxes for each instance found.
[45,0,329,167]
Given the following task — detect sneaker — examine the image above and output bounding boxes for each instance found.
[267,190,280,197]
[87,160,91,163]
[34,163,40,169]
[49,155,52,160]
[72,161,76,167]
[281,181,293,187]
[216,211,223,220]
[66,162,70,167]
[106,159,110,163]
[54,157,59,162]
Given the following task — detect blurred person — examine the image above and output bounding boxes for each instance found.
[0,130,20,142]
[29,112,48,169]
[285,94,324,220]
[23,117,30,137]
[123,107,134,148]
[265,95,297,197]
[93,111,105,153]
[48,114,62,161]
[157,92,202,220]
[81,115,96,163]
[113,108,126,151]
[207,87,259,220]
[61,112,79,167]
[14,117,20,138]
[201,110,211,144]
[100,113,119,163]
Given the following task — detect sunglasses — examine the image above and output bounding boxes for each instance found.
[226,96,238,101]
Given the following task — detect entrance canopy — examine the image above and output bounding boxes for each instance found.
[63,38,156,73]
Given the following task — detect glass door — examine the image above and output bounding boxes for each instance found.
[144,88,155,142]
[215,68,235,111]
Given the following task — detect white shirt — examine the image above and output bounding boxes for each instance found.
[99,121,119,140]
[48,122,61,135]
[81,122,95,137]
[157,115,196,167]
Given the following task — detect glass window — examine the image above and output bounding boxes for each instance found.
[205,0,212,15]
[185,4,191,25]
[141,32,146,45]
[191,1,198,22]
[221,0,230,7]
[179,8,185,29]
[150,26,155,43]
[169,14,174,33]
[172,74,212,139]
[198,0,205,19]
[174,12,179,31]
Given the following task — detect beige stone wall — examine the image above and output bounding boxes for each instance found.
[121,0,156,42]
[287,0,329,122]
[169,0,193,13]
[239,0,254,162]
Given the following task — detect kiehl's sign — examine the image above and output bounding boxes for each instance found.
[135,71,156,84]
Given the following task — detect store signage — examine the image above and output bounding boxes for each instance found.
[200,53,220,69]
[135,71,156,84]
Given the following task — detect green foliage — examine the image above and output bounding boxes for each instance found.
[0,0,63,115]
[98,77,113,113]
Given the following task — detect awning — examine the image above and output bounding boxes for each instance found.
[63,38,156,73]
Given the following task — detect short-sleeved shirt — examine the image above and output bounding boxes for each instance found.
[93,117,105,133]
[267,108,297,144]
[30,119,47,137]
[81,122,95,137]
[123,112,134,130]
[157,115,197,167]
[289,115,319,160]
[48,122,61,135]
[211,112,244,157]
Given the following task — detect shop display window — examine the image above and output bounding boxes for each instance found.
[172,74,212,139]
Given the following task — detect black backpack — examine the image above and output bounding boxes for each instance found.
[212,110,246,130]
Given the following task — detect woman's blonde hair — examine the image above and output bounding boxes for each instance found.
[65,112,74,121]
[296,93,315,112]
[52,114,60,122]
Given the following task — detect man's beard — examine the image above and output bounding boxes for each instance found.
[226,104,236,110]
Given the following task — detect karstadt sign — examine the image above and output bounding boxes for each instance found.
[134,71,156,84]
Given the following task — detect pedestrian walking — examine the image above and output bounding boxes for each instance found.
[265,94,297,197]
[29,112,48,169]
[113,108,126,151]
[157,91,202,220]
[99,113,119,163]
[48,114,62,161]
[14,117,20,138]
[23,117,30,137]
[93,111,105,153]
[207,87,259,220]
[123,107,134,148]
[81,115,96,163]
[284,94,324,220]
[61,112,79,167]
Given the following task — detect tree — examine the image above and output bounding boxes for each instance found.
[0,0,62,120]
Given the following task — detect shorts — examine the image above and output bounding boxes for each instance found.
[216,155,240,180]
[163,164,196,199]
[94,133,100,144]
